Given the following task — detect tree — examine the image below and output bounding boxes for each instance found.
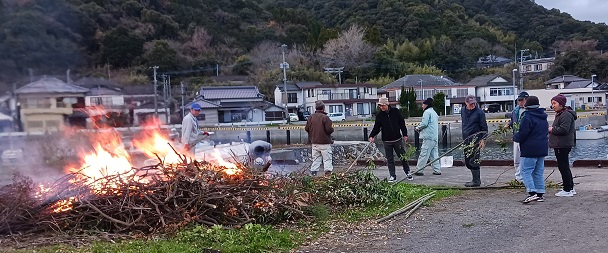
[101,26,144,68]
[319,25,376,69]
[144,40,179,70]
[432,92,446,116]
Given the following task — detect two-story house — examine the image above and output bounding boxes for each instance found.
[198,86,283,125]
[467,75,517,112]
[15,77,89,132]
[531,75,604,109]
[274,82,378,118]
[520,57,555,74]
[380,75,474,115]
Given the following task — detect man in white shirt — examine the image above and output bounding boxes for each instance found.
[181,103,202,154]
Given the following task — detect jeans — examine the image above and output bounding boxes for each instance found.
[520,157,546,194]
[416,139,440,173]
[311,144,333,172]
[555,148,573,191]
[384,140,410,177]
[513,142,522,181]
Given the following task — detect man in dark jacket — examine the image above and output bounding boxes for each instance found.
[305,101,334,176]
[549,94,578,197]
[461,95,488,187]
[369,97,412,182]
[514,96,548,203]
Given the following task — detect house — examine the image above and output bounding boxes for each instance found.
[15,76,89,132]
[544,75,590,89]
[520,57,555,74]
[380,75,474,115]
[476,55,513,69]
[274,82,378,118]
[466,75,517,112]
[197,86,283,125]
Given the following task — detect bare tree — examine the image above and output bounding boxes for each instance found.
[183,27,213,57]
[319,25,376,68]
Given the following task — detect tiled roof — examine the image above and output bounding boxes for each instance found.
[544,75,587,85]
[522,57,555,65]
[15,77,89,94]
[294,81,322,89]
[565,80,592,89]
[382,75,461,90]
[465,75,510,87]
[200,86,264,99]
[276,83,301,92]
[185,98,221,109]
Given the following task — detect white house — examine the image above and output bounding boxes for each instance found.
[520,57,555,74]
[274,82,378,118]
[467,75,518,112]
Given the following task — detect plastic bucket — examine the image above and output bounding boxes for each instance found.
[440,156,453,168]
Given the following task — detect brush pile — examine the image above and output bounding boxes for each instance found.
[0,158,309,235]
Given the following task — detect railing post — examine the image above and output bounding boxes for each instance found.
[414,129,420,151]
[363,127,368,141]
[286,130,291,145]
[442,124,448,149]
[266,130,271,143]
[246,130,251,143]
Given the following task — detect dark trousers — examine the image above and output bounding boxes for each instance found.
[384,140,410,177]
[464,144,481,171]
[555,148,573,191]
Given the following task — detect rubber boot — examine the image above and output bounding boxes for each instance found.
[464,169,481,187]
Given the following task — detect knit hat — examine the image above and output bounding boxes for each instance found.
[423,98,433,106]
[378,97,389,105]
[551,94,567,106]
[524,96,540,107]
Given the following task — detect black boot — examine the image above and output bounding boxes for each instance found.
[464,169,481,187]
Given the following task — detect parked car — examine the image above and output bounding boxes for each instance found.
[328,112,346,121]
[482,104,501,113]
[301,111,311,121]
[288,113,299,122]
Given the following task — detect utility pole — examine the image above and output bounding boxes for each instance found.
[519,49,529,91]
[512,69,518,111]
[180,81,185,117]
[418,79,423,100]
[152,66,159,116]
[591,74,597,107]
[280,44,290,124]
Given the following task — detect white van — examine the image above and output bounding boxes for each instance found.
[328,112,346,121]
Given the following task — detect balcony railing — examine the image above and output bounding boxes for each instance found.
[317,93,373,100]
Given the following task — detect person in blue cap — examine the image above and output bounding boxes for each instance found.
[182,103,203,154]
[504,91,529,183]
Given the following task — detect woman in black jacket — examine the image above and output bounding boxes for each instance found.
[549,94,577,197]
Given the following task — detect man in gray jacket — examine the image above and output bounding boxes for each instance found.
[182,103,202,154]
[414,98,441,176]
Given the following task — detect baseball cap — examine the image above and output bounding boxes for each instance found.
[517,91,529,100]
[191,103,201,111]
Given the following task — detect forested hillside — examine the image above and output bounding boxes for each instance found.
[1,0,607,95]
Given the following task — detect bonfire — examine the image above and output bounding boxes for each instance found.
[0,119,307,235]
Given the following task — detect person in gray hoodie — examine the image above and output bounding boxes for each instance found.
[414,98,440,175]
[549,94,578,197]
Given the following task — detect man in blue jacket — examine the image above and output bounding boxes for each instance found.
[461,95,488,187]
[369,97,412,182]
[414,98,440,176]
[513,96,548,203]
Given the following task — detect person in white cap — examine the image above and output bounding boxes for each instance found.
[369,97,412,182]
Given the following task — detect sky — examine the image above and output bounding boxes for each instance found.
[536,0,608,24]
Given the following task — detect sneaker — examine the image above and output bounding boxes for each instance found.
[388,176,396,182]
[414,172,424,176]
[536,196,545,202]
[555,190,574,197]
[406,173,413,181]
[432,171,442,175]
[311,171,318,176]
[571,189,577,195]
[523,194,539,203]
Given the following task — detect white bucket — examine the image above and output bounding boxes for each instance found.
[440,156,453,168]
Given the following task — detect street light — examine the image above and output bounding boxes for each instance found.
[512,69,518,111]
[280,44,289,123]
[418,79,423,100]
[591,74,597,107]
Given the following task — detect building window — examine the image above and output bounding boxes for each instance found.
[307,89,314,97]
[287,93,297,103]
[456,88,468,98]
[535,64,542,71]
[22,98,51,109]
[90,96,112,106]
[27,121,43,128]
[489,88,514,96]
[265,111,283,121]
[306,106,312,113]
[328,105,343,113]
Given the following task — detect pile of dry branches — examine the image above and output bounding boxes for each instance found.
[0,159,309,235]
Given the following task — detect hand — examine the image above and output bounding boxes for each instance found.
[403,136,408,142]
[184,144,190,150]
[368,137,374,142]
[414,127,419,132]
[203,131,209,136]
[503,123,510,129]
[548,126,553,133]
[479,140,486,150]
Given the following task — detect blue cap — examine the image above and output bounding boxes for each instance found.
[191,103,201,110]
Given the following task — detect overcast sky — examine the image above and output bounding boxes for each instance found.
[536,0,608,24]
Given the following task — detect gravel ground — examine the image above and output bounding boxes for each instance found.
[297,166,608,253]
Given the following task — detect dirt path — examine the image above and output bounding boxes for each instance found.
[297,166,608,253]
